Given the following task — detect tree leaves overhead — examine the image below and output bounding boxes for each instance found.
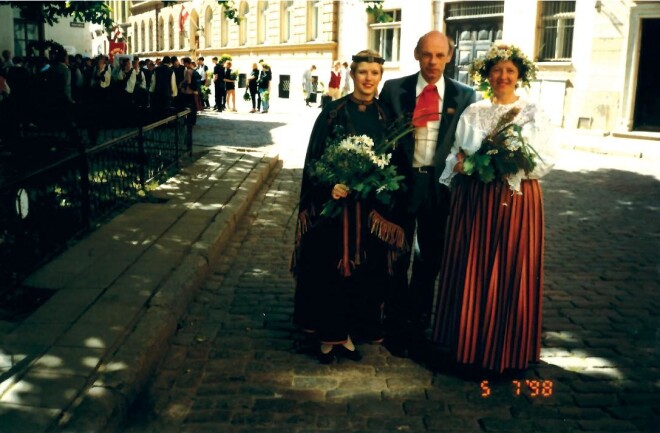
[0,1,114,28]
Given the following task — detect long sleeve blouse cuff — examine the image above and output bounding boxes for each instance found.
[439,153,458,187]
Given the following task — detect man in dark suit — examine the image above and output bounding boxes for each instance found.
[149,55,177,116]
[212,57,226,112]
[379,30,476,358]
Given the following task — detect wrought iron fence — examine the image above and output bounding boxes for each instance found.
[0,109,192,293]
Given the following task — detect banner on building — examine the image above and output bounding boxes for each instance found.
[179,5,189,32]
[111,26,124,42]
[109,41,126,62]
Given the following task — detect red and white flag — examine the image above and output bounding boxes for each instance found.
[179,5,189,32]
[111,26,123,42]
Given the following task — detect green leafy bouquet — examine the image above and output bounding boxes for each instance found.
[463,107,543,193]
[309,128,406,218]
[243,88,251,101]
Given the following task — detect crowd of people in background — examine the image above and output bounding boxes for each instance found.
[0,47,278,146]
[0,46,374,148]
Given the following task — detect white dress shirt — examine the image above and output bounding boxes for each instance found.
[413,74,445,167]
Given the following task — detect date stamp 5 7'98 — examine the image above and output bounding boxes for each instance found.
[480,380,554,398]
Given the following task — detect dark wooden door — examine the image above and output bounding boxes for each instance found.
[633,18,660,131]
[445,20,502,85]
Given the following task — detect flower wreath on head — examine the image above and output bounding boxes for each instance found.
[469,44,538,97]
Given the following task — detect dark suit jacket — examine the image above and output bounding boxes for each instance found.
[379,73,476,206]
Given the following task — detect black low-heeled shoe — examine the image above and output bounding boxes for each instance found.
[317,348,336,364]
[337,345,363,362]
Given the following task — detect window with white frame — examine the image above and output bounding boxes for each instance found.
[148,19,154,52]
[239,1,249,46]
[141,21,146,52]
[369,9,401,63]
[168,16,174,50]
[307,0,321,41]
[157,16,164,51]
[258,1,269,44]
[281,1,294,43]
[538,1,575,61]
[205,7,213,48]
[221,8,229,47]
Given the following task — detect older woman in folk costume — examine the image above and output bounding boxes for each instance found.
[432,44,557,374]
[292,50,407,364]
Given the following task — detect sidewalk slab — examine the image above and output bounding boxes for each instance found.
[0,147,280,433]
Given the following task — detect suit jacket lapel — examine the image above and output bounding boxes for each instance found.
[401,74,417,115]
[434,79,460,167]
[400,74,418,163]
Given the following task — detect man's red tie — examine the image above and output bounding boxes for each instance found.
[412,83,440,127]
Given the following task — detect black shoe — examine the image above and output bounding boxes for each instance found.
[317,348,336,364]
[337,345,363,362]
[383,338,410,358]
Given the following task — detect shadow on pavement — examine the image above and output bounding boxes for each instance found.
[116,166,659,433]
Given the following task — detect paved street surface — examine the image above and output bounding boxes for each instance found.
[121,100,659,433]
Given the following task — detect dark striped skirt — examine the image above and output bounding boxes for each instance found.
[432,175,544,373]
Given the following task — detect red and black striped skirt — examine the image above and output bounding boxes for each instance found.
[432,175,544,373]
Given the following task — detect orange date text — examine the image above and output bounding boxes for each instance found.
[480,380,554,398]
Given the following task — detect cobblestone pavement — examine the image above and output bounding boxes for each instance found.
[123,105,659,433]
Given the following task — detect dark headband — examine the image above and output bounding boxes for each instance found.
[351,54,385,64]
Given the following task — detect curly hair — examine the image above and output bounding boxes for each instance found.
[469,44,537,88]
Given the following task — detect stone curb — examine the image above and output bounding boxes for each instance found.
[51,153,281,433]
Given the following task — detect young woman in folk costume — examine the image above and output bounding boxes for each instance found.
[291,50,407,364]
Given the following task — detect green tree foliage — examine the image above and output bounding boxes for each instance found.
[364,1,392,23]
[217,0,241,25]
[0,1,114,28]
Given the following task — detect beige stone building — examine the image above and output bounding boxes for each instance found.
[123,0,658,136]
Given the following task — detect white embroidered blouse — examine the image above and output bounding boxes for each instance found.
[440,98,557,192]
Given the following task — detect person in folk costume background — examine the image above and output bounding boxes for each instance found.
[178,57,199,125]
[89,54,111,104]
[149,55,177,115]
[291,49,408,364]
[131,57,148,107]
[378,30,476,358]
[196,57,210,109]
[432,44,557,375]
[326,60,342,101]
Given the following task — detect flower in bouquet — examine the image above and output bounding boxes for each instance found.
[309,131,405,218]
[462,107,543,193]
[230,69,239,81]
[261,90,270,102]
[243,89,252,101]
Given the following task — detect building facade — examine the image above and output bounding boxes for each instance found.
[125,0,659,135]
[1,1,656,135]
[0,5,107,59]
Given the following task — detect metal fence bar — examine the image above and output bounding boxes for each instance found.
[0,109,192,292]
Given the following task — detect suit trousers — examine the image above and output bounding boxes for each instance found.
[214,83,226,110]
[387,168,450,336]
